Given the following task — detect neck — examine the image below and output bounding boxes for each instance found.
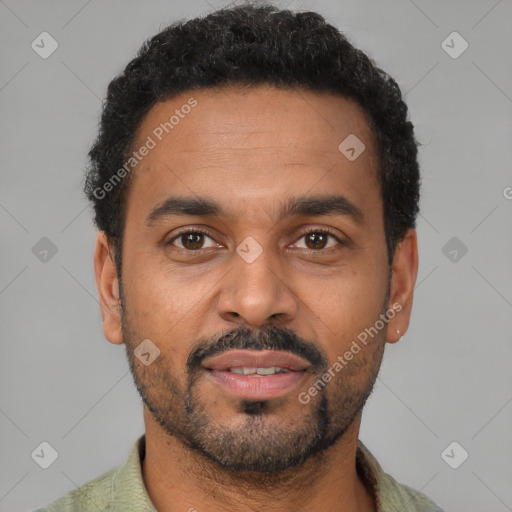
[141,407,375,512]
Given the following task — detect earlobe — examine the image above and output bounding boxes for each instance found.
[93,231,124,345]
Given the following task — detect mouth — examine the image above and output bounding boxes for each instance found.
[223,366,295,375]
[201,349,312,400]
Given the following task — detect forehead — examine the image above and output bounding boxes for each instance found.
[125,85,381,224]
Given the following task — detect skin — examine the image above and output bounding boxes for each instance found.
[94,84,418,512]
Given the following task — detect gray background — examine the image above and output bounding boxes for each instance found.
[1,0,511,510]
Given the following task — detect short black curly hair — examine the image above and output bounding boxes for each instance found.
[84,1,420,277]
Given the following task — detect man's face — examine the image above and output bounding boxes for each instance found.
[117,85,392,473]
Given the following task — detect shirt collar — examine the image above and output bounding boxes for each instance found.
[115,434,384,511]
[110,434,157,511]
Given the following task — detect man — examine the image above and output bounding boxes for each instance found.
[36,3,445,511]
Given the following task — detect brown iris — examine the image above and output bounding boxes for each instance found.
[181,232,205,250]
[305,232,328,250]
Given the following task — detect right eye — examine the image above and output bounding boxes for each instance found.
[166,229,219,251]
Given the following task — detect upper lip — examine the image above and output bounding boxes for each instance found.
[201,349,311,372]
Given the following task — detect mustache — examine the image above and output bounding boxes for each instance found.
[187,325,327,373]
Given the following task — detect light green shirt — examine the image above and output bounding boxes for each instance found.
[35,434,445,511]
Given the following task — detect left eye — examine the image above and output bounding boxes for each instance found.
[293,230,340,250]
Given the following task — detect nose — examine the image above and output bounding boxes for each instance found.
[217,242,298,329]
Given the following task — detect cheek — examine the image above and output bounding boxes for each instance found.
[311,263,385,316]
[304,259,388,352]
[121,260,173,338]
[126,254,198,318]
[123,258,220,365]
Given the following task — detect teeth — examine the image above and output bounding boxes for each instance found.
[255,367,276,375]
[228,367,291,375]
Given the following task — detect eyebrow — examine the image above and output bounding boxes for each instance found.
[145,194,364,226]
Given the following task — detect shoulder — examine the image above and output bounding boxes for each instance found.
[378,472,445,512]
[356,439,445,512]
[32,465,118,512]
[33,435,153,512]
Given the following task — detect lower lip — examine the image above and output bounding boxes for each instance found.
[205,370,309,400]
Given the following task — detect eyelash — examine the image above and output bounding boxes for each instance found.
[166,227,344,252]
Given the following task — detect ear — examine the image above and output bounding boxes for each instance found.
[94,231,123,345]
[386,228,419,344]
